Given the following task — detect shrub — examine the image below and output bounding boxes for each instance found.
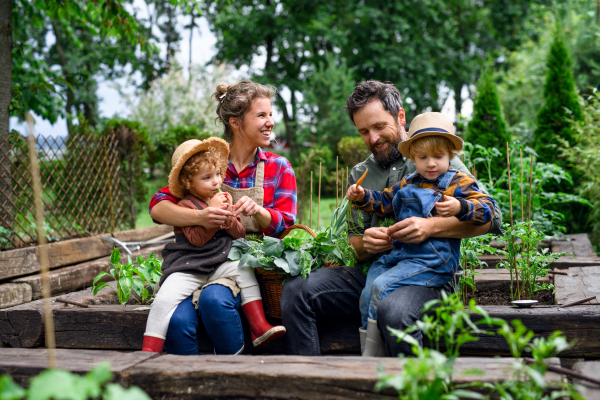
[337,136,371,168]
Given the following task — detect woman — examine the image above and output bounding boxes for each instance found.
[148,80,297,355]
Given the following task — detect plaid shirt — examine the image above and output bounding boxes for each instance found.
[149,148,297,237]
[357,169,496,225]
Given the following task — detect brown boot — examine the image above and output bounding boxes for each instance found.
[241,300,286,347]
[142,335,165,353]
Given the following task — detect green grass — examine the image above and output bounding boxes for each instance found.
[135,209,155,229]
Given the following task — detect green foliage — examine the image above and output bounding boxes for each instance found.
[464,69,509,179]
[495,221,571,300]
[337,137,371,171]
[294,145,333,223]
[92,248,163,305]
[0,363,150,400]
[532,22,584,168]
[560,90,600,251]
[152,125,211,174]
[458,236,498,303]
[228,228,357,280]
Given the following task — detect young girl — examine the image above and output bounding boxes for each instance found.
[346,112,496,357]
[142,137,285,354]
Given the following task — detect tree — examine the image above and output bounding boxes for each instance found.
[1,0,12,232]
[532,23,583,167]
[465,68,509,150]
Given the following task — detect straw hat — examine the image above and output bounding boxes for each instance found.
[398,112,463,159]
[168,137,229,199]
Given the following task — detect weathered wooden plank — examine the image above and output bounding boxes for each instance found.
[0,283,32,309]
[552,233,597,258]
[572,360,600,400]
[0,225,172,281]
[474,271,550,292]
[126,355,563,400]
[478,254,600,269]
[11,244,165,301]
[554,266,600,306]
[0,348,156,387]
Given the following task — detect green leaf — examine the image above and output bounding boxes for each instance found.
[132,278,144,297]
[110,247,120,266]
[27,369,82,400]
[132,268,151,284]
[92,271,110,287]
[103,383,151,400]
[273,257,290,273]
[263,236,285,258]
[284,250,302,276]
[118,276,133,305]
[92,282,114,296]
[0,374,26,400]
[238,253,262,269]
[228,246,242,261]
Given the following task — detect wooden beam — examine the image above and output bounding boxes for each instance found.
[572,360,600,399]
[0,225,172,281]
[554,266,600,306]
[0,283,32,309]
[552,233,598,258]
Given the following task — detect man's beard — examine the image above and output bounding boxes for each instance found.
[371,136,403,167]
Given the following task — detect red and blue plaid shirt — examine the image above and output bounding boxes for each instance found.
[149,148,297,237]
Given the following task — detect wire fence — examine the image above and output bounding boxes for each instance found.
[0,133,127,250]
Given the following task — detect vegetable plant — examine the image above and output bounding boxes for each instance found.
[0,362,150,400]
[458,235,499,303]
[495,221,571,300]
[91,248,163,305]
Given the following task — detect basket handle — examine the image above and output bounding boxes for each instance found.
[278,224,317,239]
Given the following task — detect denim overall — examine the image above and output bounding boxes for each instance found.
[359,169,461,328]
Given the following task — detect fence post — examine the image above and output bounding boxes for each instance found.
[103,136,116,232]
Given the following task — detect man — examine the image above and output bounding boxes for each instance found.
[280,80,502,356]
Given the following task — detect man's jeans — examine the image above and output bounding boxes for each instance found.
[281,265,451,356]
[164,284,245,355]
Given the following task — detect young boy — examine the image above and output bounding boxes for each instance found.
[346,112,496,357]
[142,138,285,354]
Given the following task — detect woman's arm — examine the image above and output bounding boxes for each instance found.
[151,199,233,228]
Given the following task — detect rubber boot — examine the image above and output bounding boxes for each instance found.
[242,299,286,347]
[142,335,165,353]
[359,328,367,355]
[362,319,386,357]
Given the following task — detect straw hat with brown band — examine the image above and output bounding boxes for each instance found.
[397,112,464,159]
[168,137,230,199]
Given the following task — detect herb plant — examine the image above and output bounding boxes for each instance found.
[458,235,498,303]
[91,248,163,305]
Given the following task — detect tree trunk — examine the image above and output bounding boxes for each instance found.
[0,0,13,233]
[454,82,463,119]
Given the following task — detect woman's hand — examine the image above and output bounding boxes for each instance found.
[198,206,234,229]
[232,195,260,217]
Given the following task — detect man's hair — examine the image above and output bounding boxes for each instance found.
[345,81,404,124]
[179,148,225,196]
[408,136,461,161]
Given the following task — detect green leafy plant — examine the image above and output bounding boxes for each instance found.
[495,221,571,300]
[0,362,150,400]
[91,248,163,305]
[458,235,499,303]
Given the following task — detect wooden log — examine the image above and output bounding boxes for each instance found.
[126,355,563,400]
[474,270,550,292]
[0,225,172,281]
[0,348,156,387]
[10,243,165,301]
[478,254,600,270]
[572,360,600,398]
[0,283,32,309]
[554,266,600,306]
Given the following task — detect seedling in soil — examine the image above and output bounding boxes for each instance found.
[91,247,163,305]
[458,235,498,303]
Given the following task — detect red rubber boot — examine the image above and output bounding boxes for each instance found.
[241,300,286,347]
[142,335,165,353]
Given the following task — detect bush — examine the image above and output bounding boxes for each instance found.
[152,125,212,174]
[337,136,371,168]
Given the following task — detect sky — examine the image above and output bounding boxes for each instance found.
[11,10,472,137]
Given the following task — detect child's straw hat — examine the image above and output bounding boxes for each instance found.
[398,112,463,159]
[168,137,229,199]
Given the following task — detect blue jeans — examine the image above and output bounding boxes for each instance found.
[164,284,245,355]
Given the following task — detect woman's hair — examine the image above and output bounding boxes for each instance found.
[179,148,225,196]
[408,136,461,161]
[212,80,277,141]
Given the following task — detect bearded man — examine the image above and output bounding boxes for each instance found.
[281,80,503,357]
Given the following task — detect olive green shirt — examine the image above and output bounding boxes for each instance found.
[347,153,503,291]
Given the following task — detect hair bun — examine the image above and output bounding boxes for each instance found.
[213,83,230,103]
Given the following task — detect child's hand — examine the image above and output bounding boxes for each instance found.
[346,184,365,202]
[222,192,233,228]
[209,192,229,209]
[435,195,461,217]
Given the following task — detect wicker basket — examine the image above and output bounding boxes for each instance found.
[255,224,341,319]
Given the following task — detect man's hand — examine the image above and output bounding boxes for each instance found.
[346,184,365,202]
[436,195,461,218]
[363,227,393,253]
[387,217,435,243]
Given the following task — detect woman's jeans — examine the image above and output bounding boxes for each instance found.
[164,284,244,355]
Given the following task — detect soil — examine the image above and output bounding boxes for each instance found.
[466,289,554,306]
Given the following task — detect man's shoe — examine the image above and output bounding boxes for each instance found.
[362,319,386,357]
[242,299,286,347]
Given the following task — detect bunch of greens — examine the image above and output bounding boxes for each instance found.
[91,248,163,305]
[228,228,357,279]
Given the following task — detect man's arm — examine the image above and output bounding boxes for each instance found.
[387,215,491,243]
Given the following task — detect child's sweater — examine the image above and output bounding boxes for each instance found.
[160,195,245,285]
[357,169,496,225]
